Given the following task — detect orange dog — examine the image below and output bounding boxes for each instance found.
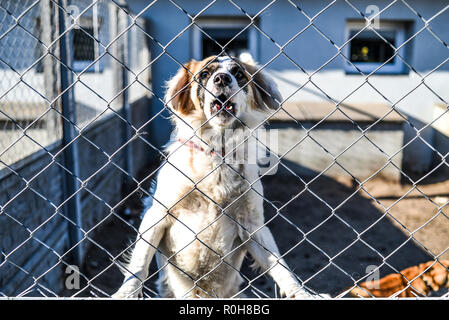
[350,260,449,297]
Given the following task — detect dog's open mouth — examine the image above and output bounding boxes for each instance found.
[211,94,236,116]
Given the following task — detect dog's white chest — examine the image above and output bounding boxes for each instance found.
[165,207,241,279]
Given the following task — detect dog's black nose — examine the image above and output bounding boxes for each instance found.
[213,73,232,87]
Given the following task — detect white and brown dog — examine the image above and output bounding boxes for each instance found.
[113,55,327,298]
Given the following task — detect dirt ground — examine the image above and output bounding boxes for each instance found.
[73,163,449,298]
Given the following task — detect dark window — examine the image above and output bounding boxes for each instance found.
[35,18,43,73]
[73,27,95,61]
[349,29,396,64]
[202,27,249,58]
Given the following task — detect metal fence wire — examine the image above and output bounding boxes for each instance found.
[1,0,449,298]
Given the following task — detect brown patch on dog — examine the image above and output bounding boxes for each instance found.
[188,56,218,109]
[168,61,195,115]
[248,85,262,111]
[240,61,282,110]
[168,56,219,116]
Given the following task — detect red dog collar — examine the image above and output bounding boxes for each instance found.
[178,138,225,157]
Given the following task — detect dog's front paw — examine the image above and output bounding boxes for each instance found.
[111,286,143,299]
[281,285,330,299]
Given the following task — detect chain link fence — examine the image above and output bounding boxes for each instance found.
[0,0,448,298]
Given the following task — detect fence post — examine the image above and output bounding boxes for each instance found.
[40,0,60,138]
[111,2,134,186]
[119,5,134,182]
[58,0,83,267]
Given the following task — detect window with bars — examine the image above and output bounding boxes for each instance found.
[72,16,103,72]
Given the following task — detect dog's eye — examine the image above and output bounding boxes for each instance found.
[235,71,244,80]
[199,71,209,79]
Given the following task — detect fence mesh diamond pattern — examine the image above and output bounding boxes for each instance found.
[0,0,449,298]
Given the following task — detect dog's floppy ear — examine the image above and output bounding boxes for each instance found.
[165,61,195,115]
[242,62,282,110]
